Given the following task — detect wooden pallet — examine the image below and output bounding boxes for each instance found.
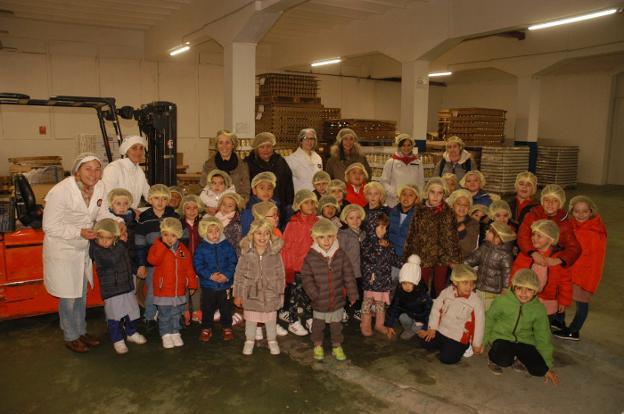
[256,95,321,105]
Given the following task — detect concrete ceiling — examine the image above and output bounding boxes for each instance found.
[539,51,624,76]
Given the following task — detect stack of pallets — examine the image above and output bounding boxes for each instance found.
[438,108,506,146]
[480,146,530,195]
[537,145,579,188]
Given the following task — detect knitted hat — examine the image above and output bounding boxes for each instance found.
[251,171,277,189]
[395,133,414,147]
[318,195,340,215]
[218,192,244,210]
[489,222,517,243]
[71,152,102,175]
[339,203,366,223]
[107,188,134,207]
[94,218,120,238]
[399,255,421,285]
[424,177,448,197]
[312,170,331,185]
[252,201,278,220]
[206,169,232,189]
[292,189,318,212]
[119,135,148,156]
[311,217,338,238]
[469,204,489,217]
[447,189,473,208]
[397,184,420,199]
[568,195,598,215]
[252,132,276,149]
[512,269,540,291]
[364,181,386,202]
[214,129,238,150]
[168,186,185,197]
[148,184,171,200]
[160,217,183,238]
[450,264,477,283]
[515,171,538,195]
[344,162,368,181]
[489,199,512,219]
[445,135,464,150]
[335,128,358,146]
[178,194,203,215]
[531,219,560,245]
[540,184,566,207]
[329,179,347,194]
[198,215,224,239]
[459,170,486,188]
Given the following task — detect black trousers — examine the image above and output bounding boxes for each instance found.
[419,332,468,364]
[201,287,232,329]
[488,339,549,377]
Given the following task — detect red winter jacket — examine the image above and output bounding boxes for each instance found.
[281,212,318,284]
[148,238,198,298]
[517,206,581,268]
[569,215,607,293]
[511,249,572,307]
[345,183,367,207]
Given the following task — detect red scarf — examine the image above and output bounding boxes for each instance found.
[427,202,445,215]
[391,153,418,166]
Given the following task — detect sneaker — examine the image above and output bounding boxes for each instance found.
[113,340,128,354]
[255,326,264,341]
[353,310,362,321]
[305,318,313,332]
[243,340,255,355]
[553,329,580,341]
[512,359,527,373]
[288,321,308,336]
[276,324,288,337]
[268,340,280,355]
[183,311,191,327]
[126,332,147,345]
[399,327,418,341]
[463,345,474,358]
[213,310,221,322]
[171,333,184,347]
[488,361,503,375]
[342,309,349,323]
[191,311,202,323]
[279,310,291,323]
[199,329,212,342]
[223,328,234,341]
[332,346,347,361]
[161,334,175,349]
[313,345,324,361]
[550,319,566,331]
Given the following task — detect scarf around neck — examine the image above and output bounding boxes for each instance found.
[391,152,418,166]
[215,151,239,172]
[311,239,339,259]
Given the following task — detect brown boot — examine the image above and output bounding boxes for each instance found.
[360,313,373,337]
[79,334,101,348]
[374,310,386,334]
[65,339,89,353]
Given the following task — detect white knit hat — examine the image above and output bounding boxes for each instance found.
[119,135,148,156]
[399,255,422,285]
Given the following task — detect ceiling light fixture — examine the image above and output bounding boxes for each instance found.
[428,71,452,77]
[169,45,190,56]
[528,8,618,31]
[311,58,341,67]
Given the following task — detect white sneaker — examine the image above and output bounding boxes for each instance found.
[243,340,254,355]
[268,340,280,355]
[255,326,264,341]
[463,345,474,358]
[171,333,184,347]
[305,318,313,332]
[162,334,175,349]
[113,340,128,354]
[276,324,288,337]
[213,310,221,322]
[288,321,308,336]
[126,332,147,345]
[278,310,290,323]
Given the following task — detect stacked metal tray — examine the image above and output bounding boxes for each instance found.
[480,146,530,195]
[537,145,579,188]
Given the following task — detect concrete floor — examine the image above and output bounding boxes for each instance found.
[1,184,623,414]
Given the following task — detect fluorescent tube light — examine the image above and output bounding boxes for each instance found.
[428,71,452,77]
[528,8,617,31]
[169,45,190,56]
[311,58,341,67]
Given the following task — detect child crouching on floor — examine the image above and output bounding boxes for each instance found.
[233,219,285,356]
[485,269,559,385]
[301,218,359,361]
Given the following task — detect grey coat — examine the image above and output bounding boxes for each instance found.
[464,241,513,294]
[232,237,285,312]
[337,227,365,279]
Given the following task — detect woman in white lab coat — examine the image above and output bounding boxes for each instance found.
[379,133,425,207]
[102,135,150,209]
[285,128,323,193]
[43,153,117,353]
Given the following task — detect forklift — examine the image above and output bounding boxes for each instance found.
[0,93,177,320]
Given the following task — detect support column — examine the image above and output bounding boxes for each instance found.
[514,76,541,172]
[224,42,257,138]
[400,60,430,154]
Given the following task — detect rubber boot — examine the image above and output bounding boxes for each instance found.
[360,313,373,337]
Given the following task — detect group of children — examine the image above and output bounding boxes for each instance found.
[88,160,607,385]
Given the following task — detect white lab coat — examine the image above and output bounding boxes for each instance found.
[102,157,150,208]
[285,147,323,193]
[379,155,425,207]
[43,177,114,298]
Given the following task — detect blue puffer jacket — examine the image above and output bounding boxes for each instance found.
[388,205,415,257]
[240,195,282,236]
[473,190,493,207]
[193,237,238,290]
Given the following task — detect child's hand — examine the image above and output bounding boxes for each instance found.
[132,208,141,220]
[233,297,242,308]
[472,345,484,355]
[419,329,436,342]
[119,229,128,242]
[557,304,567,313]
[531,252,547,266]
[544,370,559,386]
[545,257,562,267]
[81,229,97,240]
[385,327,397,340]
[189,289,196,296]
[137,266,147,279]
[457,223,466,232]
[379,239,389,248]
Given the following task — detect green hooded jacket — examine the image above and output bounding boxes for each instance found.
[484,291,554,369]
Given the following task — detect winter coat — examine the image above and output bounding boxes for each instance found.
[111,209,139,273]
[485,292,554,368]
[241,195,282,236]
[345,183,367,207]
[362,204,391,241]
[456,216,480,259]
[428,285,485,347]
[89,240,134,300]
[180,216,202,256]
[245,151,294,209]
[403,203,461,268]
[135,206,179,267]
[102,157,150,209]
[379,154,425,207]
[569,215,607,293]
[512,249,572,308]
[388,205,415,257]
[281,212,318,284]
[223,212,243,258]
[199,185,236,210]
[433,149,474,180]
[385,281,432,328]
[518,206,581,268]
[148,238,198,298]
[507,196,538,229]
[232,237,285,312]
[325,151,372,181]
[472,190,493,207]
[193,238,238,290]
[361,237,402,292]
[286,147,323,193]
[465,241,513,294]
[337,226,365,279]
[300,247,359,312]
[200,153,250,200]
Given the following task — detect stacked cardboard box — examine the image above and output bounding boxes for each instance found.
[480,146,530,194]
[537,145,579,188]
[438,108,506,146]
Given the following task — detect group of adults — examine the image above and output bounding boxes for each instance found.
[42,124,475,351]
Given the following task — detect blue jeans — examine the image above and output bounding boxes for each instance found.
[157,304,184,336]
[568,301,589,333]
[144,267,157,320]
[58,276,88,341]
